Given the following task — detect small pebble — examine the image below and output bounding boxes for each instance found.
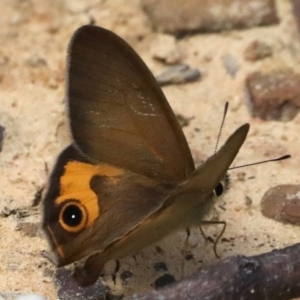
[185,252,194,261]
[0,207,16,218]
[291,0,300,34]
[26,55,47,68]
[0,294,46,300]
[245,196,253,206]
[154,262,168,272]
[64,0,92,13]
[261,184,300,225]
[237,172,246,182]
[0,125,5,152]
[42,267,54,278]
[10,13,25,25]
[48,78,58,89]
[15,222,39,237]
[141,0,279,35]
[222,54,239,78]
[156,64,201,86]
[176,114,193,128]
[120,270,133,282]
[245,70,300,121]
[153,274,176,289]
[186,232,199,247]
[150,34,181,64]
[244,40,272,61]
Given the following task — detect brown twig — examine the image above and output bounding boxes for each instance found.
[126,243,300,300]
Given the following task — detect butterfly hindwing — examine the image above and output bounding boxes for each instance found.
[43,145,176,266]
[74,124,249,285]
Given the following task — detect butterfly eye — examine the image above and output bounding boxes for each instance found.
[59,201,88,233]
[213,174,230,197]
[214,182,224,197]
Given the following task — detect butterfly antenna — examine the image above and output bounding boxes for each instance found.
[229,154,291,170]
[214,102,229,153]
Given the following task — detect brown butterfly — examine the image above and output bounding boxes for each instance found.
[42,25,249,286]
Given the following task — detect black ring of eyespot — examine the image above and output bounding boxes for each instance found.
[59,200,88,233]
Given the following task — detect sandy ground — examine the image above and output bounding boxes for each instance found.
[1,0,300,299]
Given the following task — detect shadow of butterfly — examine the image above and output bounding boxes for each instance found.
[42,25,249,286]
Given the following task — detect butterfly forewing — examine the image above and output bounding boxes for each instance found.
[68,25,195,183]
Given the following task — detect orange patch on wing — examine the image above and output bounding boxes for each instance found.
[55,162,123,226]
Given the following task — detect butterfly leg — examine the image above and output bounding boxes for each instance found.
[200,221,227,258]
[198,224,207,240]
[185,227,191,245]
[181,227,192,278]
[112,260,120,285]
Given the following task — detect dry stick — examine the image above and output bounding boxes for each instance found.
[126,243,300,300]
